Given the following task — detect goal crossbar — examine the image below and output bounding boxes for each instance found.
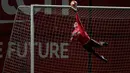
[31,4,130,9]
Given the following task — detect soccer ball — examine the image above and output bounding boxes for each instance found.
[70,0,77,11]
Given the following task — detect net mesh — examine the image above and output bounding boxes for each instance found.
[3,6,130,73]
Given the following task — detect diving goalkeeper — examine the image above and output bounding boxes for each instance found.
[70,0,108,63]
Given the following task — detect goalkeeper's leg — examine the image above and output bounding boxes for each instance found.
[93,51,108,63]
[89,39,108,48]
[83,45,107,62]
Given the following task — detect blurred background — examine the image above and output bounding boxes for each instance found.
[0,0,130,73]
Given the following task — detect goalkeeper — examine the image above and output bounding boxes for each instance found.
[70,0,108,63]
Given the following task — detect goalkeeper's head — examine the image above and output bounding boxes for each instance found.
[74,22,78,28]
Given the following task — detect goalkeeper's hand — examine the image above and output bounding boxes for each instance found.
[70,0,78,12]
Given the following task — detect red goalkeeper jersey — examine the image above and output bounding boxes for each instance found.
[71,13,90,45]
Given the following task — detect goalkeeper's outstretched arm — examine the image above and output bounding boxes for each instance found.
[70,0,84,30]
[75,13,84,29]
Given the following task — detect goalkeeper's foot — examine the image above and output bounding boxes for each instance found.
[101,55,108,63]
[99,42,108,47]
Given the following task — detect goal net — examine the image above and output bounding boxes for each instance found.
[3,5,130,73]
